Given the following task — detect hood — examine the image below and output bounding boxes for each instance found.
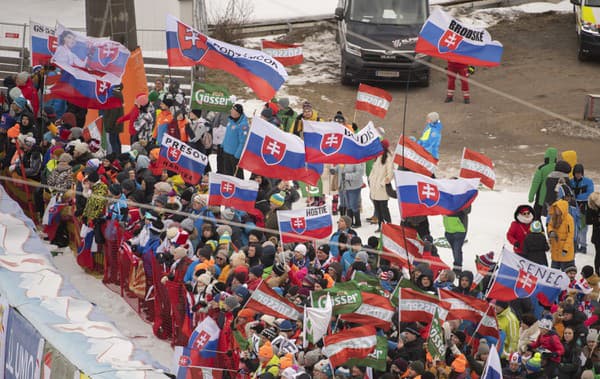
[345,21,420,51]
[459,270,474,286]
[514,204,534,221]
[573,163,584,176]
[427,120,443,130]
[555,160,572,174]
[552,199,570,218]
[544,147,558,164]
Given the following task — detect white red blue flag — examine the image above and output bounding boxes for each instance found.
[238,117,323,186]
[53,24,130,84]
[460,147,496,189]
[394,135,438,177]
[278,205,333,244]
[487,248,570,305]
[166,15,287,101]
[158,134,208,185]
[261,40,303,66]
[395,171,479,217]
[46,70,122,110]
[303,121,382,164]
[481,344,503,379]
[176,317,221,378]
[77,224,96,270]
[415,8,503,67]
[207,172,258,214]
[30,21,56,66]
[355,84,392,119]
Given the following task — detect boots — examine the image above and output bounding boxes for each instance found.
[352,210,361,228]
[444,96,453,103]
[339,206,347,219]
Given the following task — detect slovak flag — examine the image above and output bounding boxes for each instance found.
[208,172,259,214]
[30,20,57,66]
[261,40,303,66]
[487,248,570,305]
[176,317,221,378]
[47,70,122,110]
[355,83,393,119]
[395,171,479,217]
[415,8,503,67]
[158,134,208,185]
[394,135,438,177]
[460,148,496,189]
[303,120,382,164]
[481,344,503,379]
[278,205,333,243]
[166,15,288,101]
[238,117,323,186]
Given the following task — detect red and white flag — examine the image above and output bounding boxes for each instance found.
[381,223,423,274]
[261,40,303,66]
[355,83,392,119]
[460,148,495,189]
[245,281,302,320]
[394,135,438,176]
[322,326,377,368]
[398,288,450,323]
[83,116,102,142]
[340,292,395,330]
[476,305,500,340]
[438,289,490,323]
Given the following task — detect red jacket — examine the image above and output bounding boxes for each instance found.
[529,331,564,363]
[507,221,530,254]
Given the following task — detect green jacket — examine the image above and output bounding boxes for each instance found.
[443,215,465,233]
[528,147,558,206]
[277,108,298,134]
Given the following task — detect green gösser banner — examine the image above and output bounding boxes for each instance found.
[191,83,234,112]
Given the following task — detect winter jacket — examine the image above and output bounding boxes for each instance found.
[507,205,534,254]
[528,147,558,206]
[417,119,442,159]
[443,213,466,234]
[100,91,124,133]
[530,331,564,363]
[548,199,575,262]
[336,163,365,191]
[368,152,394,201]
[544,161,572,209]
[519,324,540,354]
[134,110,154,142]
[276,107,298,133]
[329,227,357,259]
[154,109,173,142]
[558,339,582,379]
[292,111,321,138]
[341,249,357,276]
[222,114,249,159]
[82,181,108,221]
[392,337,426,363]
[561,150,577,178]
[570,165,594,202]
[47,163,73,193]
[521,232,549,266]
[497,306,520,357]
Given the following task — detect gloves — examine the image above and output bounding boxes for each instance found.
[548,231,558,239]
[514,242,520,248]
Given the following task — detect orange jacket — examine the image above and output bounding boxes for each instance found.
[177,119,188,142]
[153,109,173,138]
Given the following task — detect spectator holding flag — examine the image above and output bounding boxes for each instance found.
[222,104,248,179]
[368,139,393,233]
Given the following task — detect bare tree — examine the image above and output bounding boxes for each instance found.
[208,0,254,42]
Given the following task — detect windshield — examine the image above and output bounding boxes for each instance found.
[585,0,600,6]
[349,0,427,25]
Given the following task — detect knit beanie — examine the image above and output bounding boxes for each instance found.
[270,192,285,207]
[477,339,490,355]
[526,352,542,372]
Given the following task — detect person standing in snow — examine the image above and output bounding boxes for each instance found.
[570,163,595,253]
[507,204,535,254]
[222,104,248,179]
[417,112,442,160]
[528,147,558,220]
[368,139,393,232]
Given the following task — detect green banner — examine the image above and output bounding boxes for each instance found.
[311,282,362,315]
[345,336,388,371]
[427,308,446,361]
[299,179,323,197]
[191,83,233,112]
[352,271,385,295]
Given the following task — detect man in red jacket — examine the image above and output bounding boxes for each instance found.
[445,61,470,104]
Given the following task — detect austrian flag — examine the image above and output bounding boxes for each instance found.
[355,83,393,119]
[246,281,303,320]
[460,148,496,189]
[278,205,333,243]
[398,288,450,323]
[394,135,438,177]
[323,326,377,368]
[261,40,303,66]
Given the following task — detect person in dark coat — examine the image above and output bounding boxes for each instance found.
[543,160,572,216]
[588,192,600,274]
[392,324,426,363]
[521,220,550,266]
[561,304,589,346]
[453,270,481,298]
[558,326,582,379]
[100,88,124,155]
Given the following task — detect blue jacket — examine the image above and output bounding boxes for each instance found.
[222,114,250,159]
[341,250,357,276]
[417,120,443,159]
[570,176,594,203]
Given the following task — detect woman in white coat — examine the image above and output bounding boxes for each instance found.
[368,139,394,232]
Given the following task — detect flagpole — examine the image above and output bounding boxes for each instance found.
[467,303,492,346]
[482,248,504,299]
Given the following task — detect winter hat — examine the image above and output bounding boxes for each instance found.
[13,97,27,110]
[508,352,521,364]
[335,216,351,230]
[278,97,290,109]
[538,318,553,330]
[58,112,77,128]
[313,360,333,378]
[150,219,164,234]
[278,319,295,332]
[478,251,495,267]
[219,232,232,246]
[333,111,345,123]
[224,295,240,310]
[526,352,542,372]
[302,101,312,110]
[355,251,369,263]
[249,265,264,278]
[261,327,278,341]
[86,158,101,170]
[530,220,543,233]
[409,360,425,375]
[273,262,286,276]
[74,141,89,155]
[70,127,83,140]
[58,153,73,163]
[294,244,307,256]
[234,285,250,300]
[216,224,232,237]
[328,262,343,275]
[88,139,101,152]
[171,229,190,247]
[427,112,440,123]
[350,236,362,246]
[588,329,599,343]
[261,108,273,119]
[234,267,249,284]
[279,354,294,371]
[229,251,246,267]
[109,183,122,196]
[403,325,420,337]
[232,103,244,115]
[565,265,578,274]
[452,330,466,344]
[477,339,490,355]
[270,192,285,207]
[135,93,149,107]
[196,272,212,286]
[180,218,195,234]
[582,265,595,279]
